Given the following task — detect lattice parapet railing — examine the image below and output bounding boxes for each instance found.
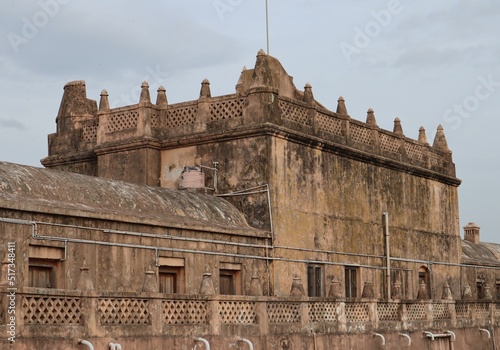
[350,123,372,144]
[166,104,198,127]
[106,110,139,133]
[345,302,370,322]
[432,303,451,320]
[267,302,301,323]
[316,111,343,137]
[279,99,311,126]
[218,301,257,324]
[98,298,151,325]
[81,120,98,142]
[209,98,245,121]
[150,112,160,129]
[162,300,207,325]
[309,302,339,323]
[377,302,400,322]
[22,296,82,325]
[455,303,470,319]
[379,132,401,154]
[495,303,500,318]
[406,303,427,321]
[404,141,426,161]
[474,303,490,319]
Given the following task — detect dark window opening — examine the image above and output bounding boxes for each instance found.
[159,266,183,294]
[307,265,323,297]
[345,266,358,299]
[219,269,240,295]
[28,259,57,288]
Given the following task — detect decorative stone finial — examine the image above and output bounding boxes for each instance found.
[366,108,377,126]
[303,83,314,104]
[336,96,348,116]
[442,282,453,300]
[416,279,428,300]
[199,273,215,295]
[418,126,429,145]
[76,258,94,291]
[290,274,305,297]
[393,117,404,135]
[483,283,493,300]
[142,265,158,293]
[328,276,342,299]
[392,279,402,299]
[139,81,151,104]
[432,124,449,151]
[156,86,168,107]
[257,49,266,56]
[361,281,374,298]
[249,275,263,296]
[199,79,211,99]
[462,282,473,300]
[99,89,110,111]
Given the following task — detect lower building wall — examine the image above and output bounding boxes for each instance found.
[0,328,498,350]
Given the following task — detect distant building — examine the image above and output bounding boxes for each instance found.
[1,50,499,349]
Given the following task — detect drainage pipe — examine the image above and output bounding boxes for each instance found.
[109,342,123,350]
[424,331,454,340]
[398,333,411,347]
[480,328,491,339]
[373,333,385,346]
[492,327,498,350]
[194,337,210,350]
[238,337,254,350]
[78,340,94,350]
[383,212,391,300]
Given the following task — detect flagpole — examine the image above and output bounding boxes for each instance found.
[265,0,270,54]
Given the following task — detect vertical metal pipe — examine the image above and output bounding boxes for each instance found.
[383,212,391,300]
[265,0,270,54]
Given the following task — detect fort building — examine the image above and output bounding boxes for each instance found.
[1,51,499,349]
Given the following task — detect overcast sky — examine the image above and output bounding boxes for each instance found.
[1,0,499,243]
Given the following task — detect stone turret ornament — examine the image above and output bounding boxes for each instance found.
[156,86,168,107]
[139,81,151,104]
[290,274,305,297]
[99,89,110,111]
[366,108,378,126]
[142,265,158,293]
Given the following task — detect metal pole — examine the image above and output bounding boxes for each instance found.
[384,212,391,300]
[265,0,270,54]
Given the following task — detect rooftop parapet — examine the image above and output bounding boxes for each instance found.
[42,51,459,184]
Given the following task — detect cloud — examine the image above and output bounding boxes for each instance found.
[0,118,27,130]
[1,1,243,81]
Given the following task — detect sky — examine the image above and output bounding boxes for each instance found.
[1,0,499,242]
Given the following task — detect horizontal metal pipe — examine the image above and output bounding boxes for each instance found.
[3,217,500,270]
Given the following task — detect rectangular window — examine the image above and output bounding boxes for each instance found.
[307,265,323,297]
[219,263,242,295]
[158,257,185,294]
[159,267,183,294]
[28,259,57,288]
[345,266,358,299]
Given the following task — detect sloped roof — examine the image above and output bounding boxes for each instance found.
[462,240,500,267]
[0,162,262,235]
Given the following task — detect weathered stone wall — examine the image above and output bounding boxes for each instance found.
[269,136,461,297]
